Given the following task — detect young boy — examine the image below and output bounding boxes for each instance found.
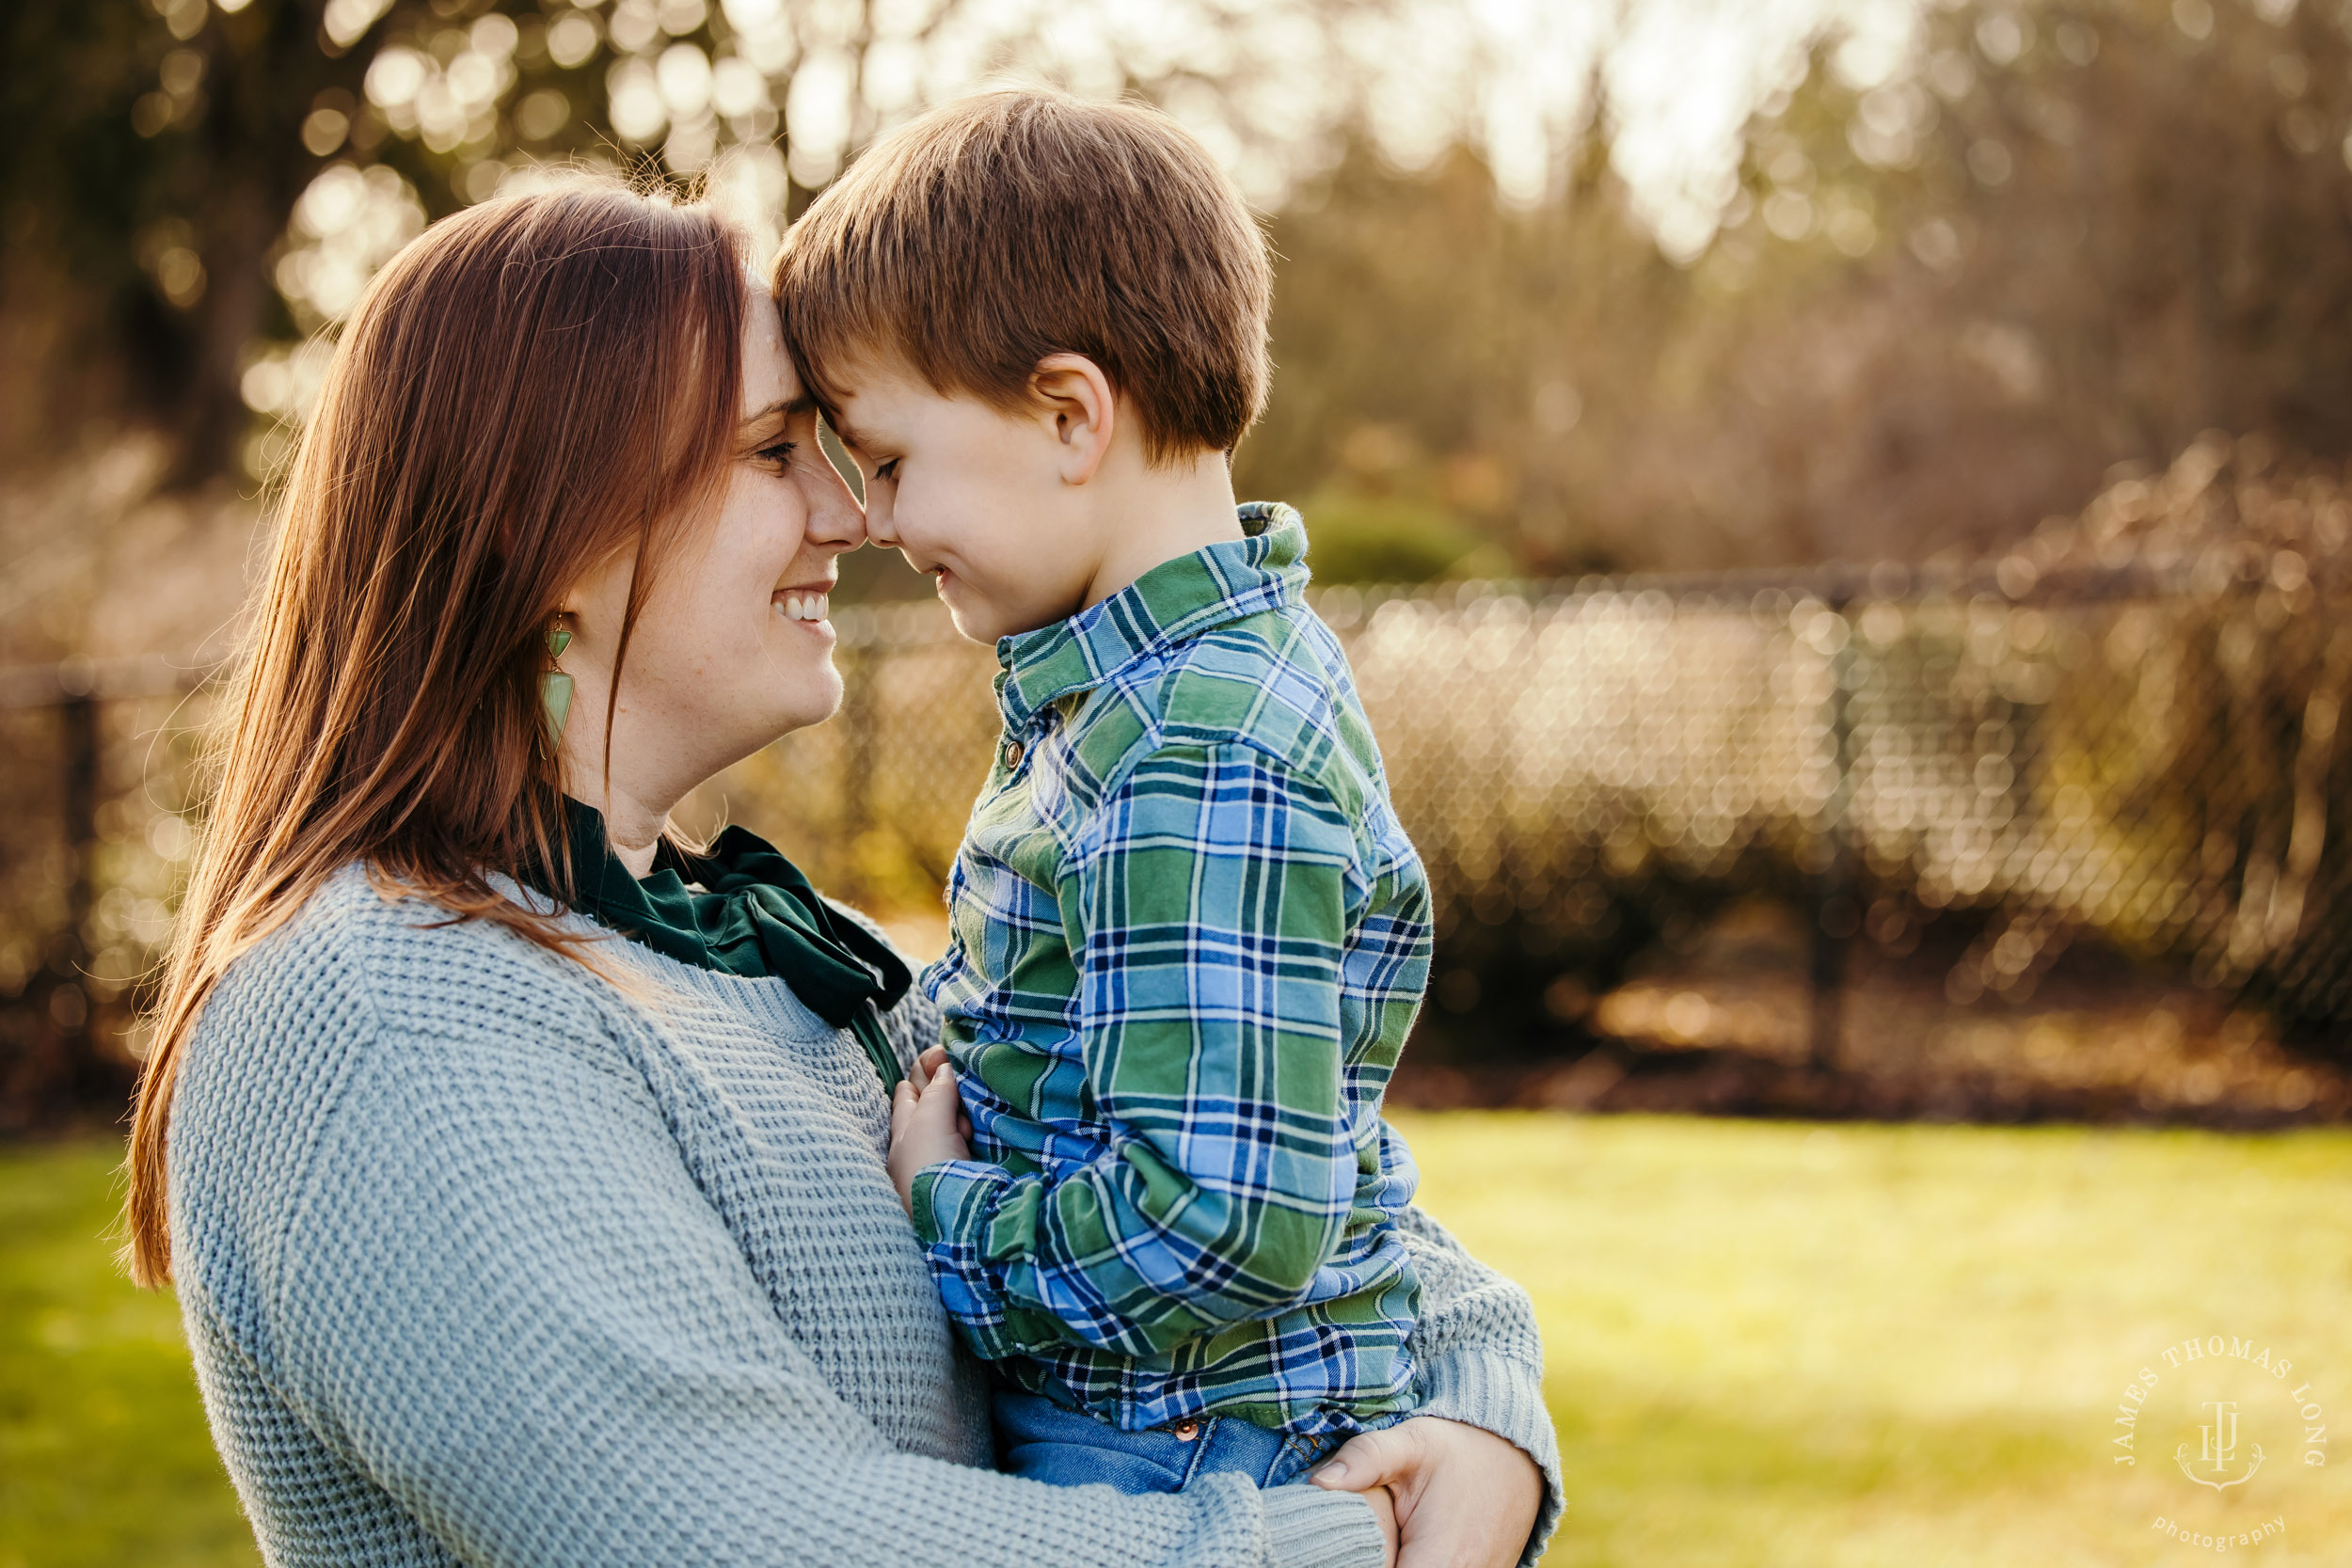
[773,88,1436,1495]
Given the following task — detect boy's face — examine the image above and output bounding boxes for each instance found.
[825,357,1104,644]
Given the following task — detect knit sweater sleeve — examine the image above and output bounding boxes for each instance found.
[202,927,1383,1568]
[1389,1187,1565,1567]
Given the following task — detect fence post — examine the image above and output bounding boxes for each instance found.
[7,671,105,1130]
[840,641,875,901]
[59,686,99,969]
[1806,601,1858,1072]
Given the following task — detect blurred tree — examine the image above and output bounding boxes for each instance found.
[1247,0,2352,574]
[1243,130,1726,577]
[1,0,364,480]
[1,0,1383,486]
[1678,0,2352,563]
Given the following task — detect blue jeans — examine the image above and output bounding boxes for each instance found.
[993,1389,1347,1494]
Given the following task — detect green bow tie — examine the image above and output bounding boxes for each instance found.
[532,799,912,1092]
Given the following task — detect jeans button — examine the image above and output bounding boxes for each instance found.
[1171,1419,1201,1442]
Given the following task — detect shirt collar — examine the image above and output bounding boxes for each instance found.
[994,501,1308,729]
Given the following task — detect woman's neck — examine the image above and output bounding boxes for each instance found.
[565,779,667,878]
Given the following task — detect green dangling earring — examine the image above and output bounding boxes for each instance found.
[541,619,575,744]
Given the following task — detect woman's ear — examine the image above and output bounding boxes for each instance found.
[1028,354,1117,486]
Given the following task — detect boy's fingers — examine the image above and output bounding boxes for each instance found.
[920,1075,961,1128]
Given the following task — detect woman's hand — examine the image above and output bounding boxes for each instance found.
[1311,1416,1541,1568]
[1358,1481,1401,1568]
[886,1049,971,1214]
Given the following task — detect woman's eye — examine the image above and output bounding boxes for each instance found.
[756,440,798,467]
[874,458,900,482]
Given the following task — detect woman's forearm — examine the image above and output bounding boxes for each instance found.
[1387,1164,1565,1566]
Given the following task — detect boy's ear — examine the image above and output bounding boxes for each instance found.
[1028,354,1116,486]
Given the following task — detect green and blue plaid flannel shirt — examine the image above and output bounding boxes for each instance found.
[914,502,1435,1439]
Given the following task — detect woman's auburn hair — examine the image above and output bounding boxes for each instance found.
[123,178,748,1287]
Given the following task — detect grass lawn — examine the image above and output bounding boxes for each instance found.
[5,1118,2349,1566]
[0,1142,257,1568]
[1395,1113,2352,1567]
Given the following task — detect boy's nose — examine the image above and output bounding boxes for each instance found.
[862,489,898,548]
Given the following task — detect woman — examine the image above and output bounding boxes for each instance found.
[125,180,1557,1568]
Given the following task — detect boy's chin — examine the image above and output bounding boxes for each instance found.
[943,589,1058,646]
[946,604,1016,645]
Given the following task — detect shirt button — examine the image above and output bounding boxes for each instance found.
[1171,1419,1201,1442]
[1003,739,1025,768]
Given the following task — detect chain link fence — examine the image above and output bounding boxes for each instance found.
[8,436,2351,1126]
[712,546,2352,1062]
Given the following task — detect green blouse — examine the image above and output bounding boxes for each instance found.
[537,798,912,1090]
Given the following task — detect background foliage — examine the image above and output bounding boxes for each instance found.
[12,0,2352,1119]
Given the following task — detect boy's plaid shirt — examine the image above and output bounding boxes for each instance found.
[914,503,1434,1439]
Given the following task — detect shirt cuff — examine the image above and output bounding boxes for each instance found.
[909,1157,1010,1248]
[1415,1348,1565,1568]
[908,1158,1022,1334]
[1259,1482,1388,1568]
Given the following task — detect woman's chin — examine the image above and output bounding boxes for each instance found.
[770,672,846,739]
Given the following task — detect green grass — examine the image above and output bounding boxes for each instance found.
[0,1142,257,1568]
[1395,1113,2352,1567]
[4,1121,2349,1566]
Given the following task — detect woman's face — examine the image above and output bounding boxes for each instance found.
[557,283,865,826]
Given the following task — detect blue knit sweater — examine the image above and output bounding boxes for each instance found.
[167,866,1561,1566]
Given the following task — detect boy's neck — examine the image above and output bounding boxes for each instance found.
[1074,446,1244,614]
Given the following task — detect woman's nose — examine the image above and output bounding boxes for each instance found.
[803,460,867,553]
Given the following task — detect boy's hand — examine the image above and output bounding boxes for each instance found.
[887,1057,971,1215]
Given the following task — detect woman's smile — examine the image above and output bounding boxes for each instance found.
[773,582,834,626]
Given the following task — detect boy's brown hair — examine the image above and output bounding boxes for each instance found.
[772,87,1272,464]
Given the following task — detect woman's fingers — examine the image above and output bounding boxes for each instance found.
[1357,1483,1401,1568]
[1327,1417,1541,1568]
[1311,1423,1422,1493]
